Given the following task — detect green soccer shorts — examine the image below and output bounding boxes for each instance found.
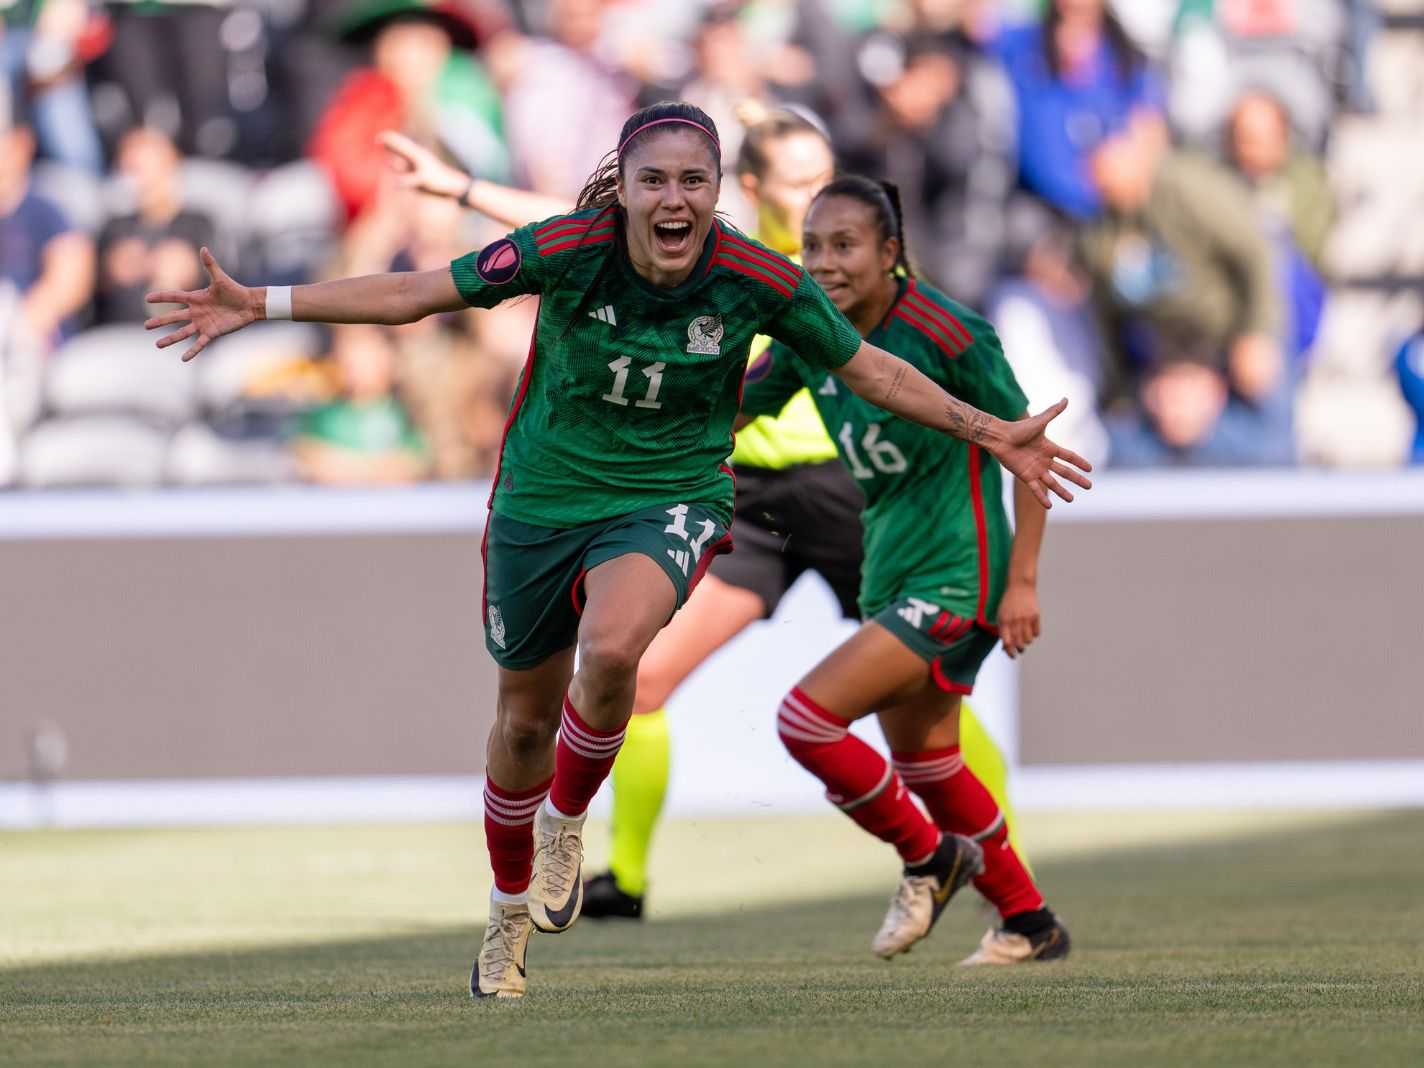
[873,596,1000,695]
[482,502,733,670]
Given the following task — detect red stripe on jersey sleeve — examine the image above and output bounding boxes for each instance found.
[538,231,615,257]
[904,283,973,349]
[718,234,802,286]
[715,246,801,290]
[892,306,965,357]
[714,256,795,298]
[535,220,614,246]
[535,209,613,239]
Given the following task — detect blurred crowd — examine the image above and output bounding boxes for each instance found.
[3,0,1423,488]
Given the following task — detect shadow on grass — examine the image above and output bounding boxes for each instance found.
[3,810,1422,1067]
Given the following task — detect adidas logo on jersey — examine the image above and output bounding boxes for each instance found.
[818,377,838,395]
[667,548,691,576]
[589,305,617,325]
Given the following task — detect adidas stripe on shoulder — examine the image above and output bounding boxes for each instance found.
[713,224,802,299]
[891,280,974,358]
[534,210,616,258]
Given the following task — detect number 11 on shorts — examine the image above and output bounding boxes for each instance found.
[664,504,716,575]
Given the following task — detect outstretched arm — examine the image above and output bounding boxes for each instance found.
[145,247,466,362]
[380,131,574,229]
[998,474,1047,658]
[833,340,1092,507]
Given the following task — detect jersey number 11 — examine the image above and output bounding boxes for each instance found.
[602,357,666,410]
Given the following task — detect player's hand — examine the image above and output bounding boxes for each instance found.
[379,130,469,202]
[997,581,1040,659]
[144,247,258,362]
[991,399,1092,508]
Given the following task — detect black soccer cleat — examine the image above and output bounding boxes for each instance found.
[580,871,645,920]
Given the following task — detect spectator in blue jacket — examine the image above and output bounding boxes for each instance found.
[995,0,1165,220]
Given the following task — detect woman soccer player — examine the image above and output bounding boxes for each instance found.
[741,176,1071,964]
[147,102,1089,998]
[384,110,1028,922]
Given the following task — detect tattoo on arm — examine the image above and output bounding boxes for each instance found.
[885,362,909,405]
[945,400,991,443]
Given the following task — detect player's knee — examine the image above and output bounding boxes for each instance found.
[577,630,643,697]
[496,704,558,761]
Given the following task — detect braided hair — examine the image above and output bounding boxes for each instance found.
[810,174,915,278]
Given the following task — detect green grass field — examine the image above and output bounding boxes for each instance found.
[3,808,1421,1067]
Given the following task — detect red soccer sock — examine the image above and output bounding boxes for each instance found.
[483,775,553,895]
[892,746,1044,918]
[779,687,940,865]
[548,695,627,818]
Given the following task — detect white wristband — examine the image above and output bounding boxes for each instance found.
[265,285,293,321]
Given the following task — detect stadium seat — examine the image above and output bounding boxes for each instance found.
[1313,289,1424,378]
[1325,117,1424,280]
[179,158,258,263]
[1,285,46,435]
[1296,366,1414,466]
[29,162,105,234]
[244,161,341,283]
[165,422,296,485]
[18,415,169,488]
[194,322,325,411]
[45,325,198,425]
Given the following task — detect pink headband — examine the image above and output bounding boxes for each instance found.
[617,117,720,158]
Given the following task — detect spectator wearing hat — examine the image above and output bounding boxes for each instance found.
[310,0,510,222]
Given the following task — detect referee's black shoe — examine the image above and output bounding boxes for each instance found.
[581,871,644,920]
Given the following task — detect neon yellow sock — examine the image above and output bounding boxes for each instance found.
[960,701,1030,870]
[607,707,671,897]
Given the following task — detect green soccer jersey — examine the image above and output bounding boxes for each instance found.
[449,210,863,527]
[742,277,1029,624]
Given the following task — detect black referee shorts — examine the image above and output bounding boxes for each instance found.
[709,460,864,620]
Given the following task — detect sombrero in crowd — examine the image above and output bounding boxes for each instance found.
[329,0,491,51]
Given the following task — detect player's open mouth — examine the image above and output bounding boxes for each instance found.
[653,220,694,256]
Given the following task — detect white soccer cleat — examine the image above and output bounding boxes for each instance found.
[527,802,586,933]
[471,894,533,999]
[872,873,941,958]
[872,833,982,959]
[959,921,1072,966]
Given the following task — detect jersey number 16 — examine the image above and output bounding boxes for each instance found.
[838,422,909,479]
